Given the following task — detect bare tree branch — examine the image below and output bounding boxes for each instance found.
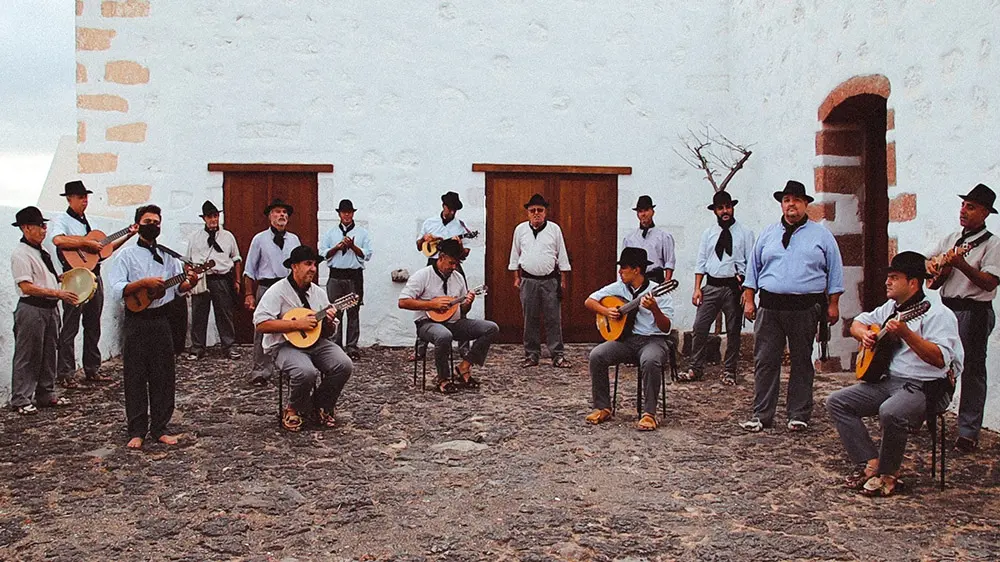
[676,126,753,192]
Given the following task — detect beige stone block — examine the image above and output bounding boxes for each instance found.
[76,62,87,83]
[77,27,116,51]
[77,121,86,143]
[77,0,83,16]
[106,122,147,143]
[78,153,118,174]
[101,0,150,17]
[105,60,149,85]
[107,184,152,206]
[77,94,129,112]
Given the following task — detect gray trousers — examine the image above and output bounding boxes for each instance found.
[326,273,362,351]
[826,377,928,474]
[57,276,103,380]
[952,307,996,440]
[589,335,669,416]
[520,277,564,359]
[11,302,60,408]
[190,277,237,354]
[273,339,352,413]
[251,283,275,382]
[690,284,742,375]
[416,318,499,381]
[751,306,818,425]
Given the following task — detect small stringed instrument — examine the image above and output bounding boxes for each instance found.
[125,260,215,312]
[925,234,992,289]
[59,225,136,270]
[596,279,680,341]
[282,293,360,348]
[426,284,488,322]
[854,301,932,382]
[421,231,480,257]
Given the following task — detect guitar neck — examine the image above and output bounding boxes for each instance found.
[101,225,133,245]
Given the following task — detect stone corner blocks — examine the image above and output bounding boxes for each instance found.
[106,122,147,143]
[78,153,118,174]
[105,61,150,85]
[107,184,153,206]
[78,94,129,113]
[101,0,150,18]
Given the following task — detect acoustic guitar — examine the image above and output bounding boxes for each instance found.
[595,279,679,341]
[854,301,931,382]
[59,225,136,270]
[426,284,488,322]
[925,235,991,289]
[421,231,480,257]
[124,260,215,312]
[282,293,360,349]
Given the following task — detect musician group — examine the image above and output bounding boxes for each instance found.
[8,178,999,496]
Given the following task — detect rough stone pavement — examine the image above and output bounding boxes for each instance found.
[1,343,999,561]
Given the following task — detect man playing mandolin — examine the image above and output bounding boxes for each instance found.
[584,247,674,431]
[827,251,963,497]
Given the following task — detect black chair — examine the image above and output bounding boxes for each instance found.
[924,375,954,490]
[276,369,290,424]
[610,343,678,417]
[412,340,460,391]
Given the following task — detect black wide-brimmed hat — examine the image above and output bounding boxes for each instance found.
[773,180,814,203]
[617,247,654,268]
[264,198,294,216]
[441,191,463,211]
[708,190,739,210]
[336,199,357,212]
[60,180,93,197]
[632,195,655,211]
[886,250,930,280]
[959,183,997,214]
[11,206,49,227]
[524,193,551,209]
[200,200,221,217]
[436,238,466,261]
[282,245,323,269]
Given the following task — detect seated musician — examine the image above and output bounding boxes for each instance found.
[253,245,353,432]
[826,251,963,497]
[398,239,498,394]
[585,247,674,431]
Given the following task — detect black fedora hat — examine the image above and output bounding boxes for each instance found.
[708,190,739,210]
[282,245,323,269]
[436,238,466,261]
[441,191,463,211]
[632,195,655,211]
[523,193,551,209]
[617,247,654,269]
[773,180,814,204]
[959,183,997,214]
[336,199,357,212]
[199,200,221,217]
[264,198,294,216]
[885,250,930,280]
[11,206,49,227]
[60,180,93,197]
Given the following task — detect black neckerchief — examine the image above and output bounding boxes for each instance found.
[441,212,454,226]
[66,207,91,233]
[894,289,926,314]
[286,274,311,308]
[20,237,58,277]
[622,277,651,338]
[339,222,355,254]
[137,238,163,264]
[956,224,988,247]
[205,227,223,253]
[640,221,655,239]
[780,215,808,249]
[530,220,548,238]
[715,216,735,259]
[270,226,285,250]
[432,262,451,293]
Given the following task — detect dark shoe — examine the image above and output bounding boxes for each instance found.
[346,348,361,360]
[226,348,242,360]
[954,436,978,454]
[59,378,81,390]
[552,356,572,369]
[184,352,202,362]
[677,369,702,383]
[251,375,268,388]
[787,420,808,432]
[38,397,71,408]
[520,357,540,368]
[85,373,113,383]
[721,372,739,386]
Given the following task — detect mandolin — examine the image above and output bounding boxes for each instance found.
[854,301,931,382]
[59,225,136,270]
[925,234,992,289]
[421,231,480,257]
[125,260,215,312]
[426,284,488,322]
[282,293,360,349]
[595,279,679,341]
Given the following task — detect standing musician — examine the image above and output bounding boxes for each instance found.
[740,181,844,432]
[398,239,498,394]
[683,191,755,385]
[320,199,372,360]
[926,183,1000,454]
[509,193,572,369]
[50,180,136,387]
[9,206,77,415]
[584,248,674,431]
[184,200,243,361]
[244,198,300,387]
[109,205,200,448]
[253,245,353,432]
[827,251,963,497]
[622,195,675,283]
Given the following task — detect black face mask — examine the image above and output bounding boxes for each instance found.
[138,223,161,241]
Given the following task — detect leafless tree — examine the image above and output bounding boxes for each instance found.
[674,126,753,192]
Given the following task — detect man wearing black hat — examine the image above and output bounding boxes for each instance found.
[683,190,756,385]
[740,181,845,432]
[9,207,79,414]
[254,245,353,432]
[399,239,499,393]
[622,195,675,283]
[509,193,572,368]
[244,198,300,386]
[50,180,137,387]
[320,199,372,360]
[184,200,243,361]
[926,183,1000,453]
[584,247,674,430]
[827,251,962,497]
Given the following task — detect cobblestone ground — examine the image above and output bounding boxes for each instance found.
[1,343,999,561]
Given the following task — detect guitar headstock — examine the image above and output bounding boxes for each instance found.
[334,292,360,310]
[898,300,931,323]
[471,284,488,295]
[191,260,215,274]
[650,279,679,297]
[464,230,480,239]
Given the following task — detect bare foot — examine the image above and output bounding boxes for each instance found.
[157,434,179,446]
[126,437,144,449]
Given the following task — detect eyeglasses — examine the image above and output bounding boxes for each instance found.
[527,208,546,213]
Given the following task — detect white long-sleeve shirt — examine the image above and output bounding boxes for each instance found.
[508,221,571,276]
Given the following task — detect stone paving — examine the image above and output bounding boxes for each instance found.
[1,343,999,561]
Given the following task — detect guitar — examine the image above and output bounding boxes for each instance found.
[426,284,488,322]
[282,293,360,348]
[59,225,136,270]
[125,260,215,312]
[595,279,679,341]
[925,234,991,289]
[854,301,931,382]
[421,231,480,258]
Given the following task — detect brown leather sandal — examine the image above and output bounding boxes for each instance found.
[636,413,657,431]
[281,408,303,432]
[316,408,336,428]
[585,408,612,425]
